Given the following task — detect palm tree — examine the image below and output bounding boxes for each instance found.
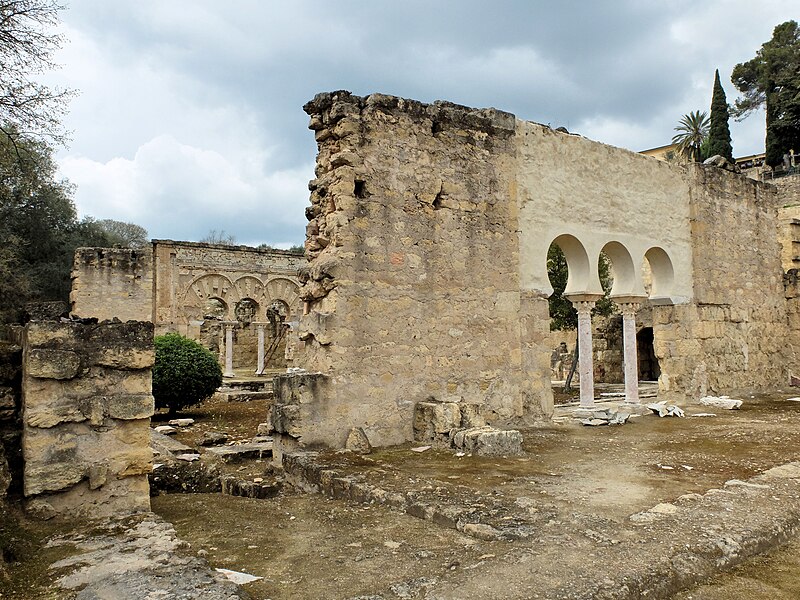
[672,110,710,162]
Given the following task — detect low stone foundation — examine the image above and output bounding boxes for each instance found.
[22,320,155,518]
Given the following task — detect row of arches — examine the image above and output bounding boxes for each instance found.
[549,234,675,300]
[181,273,301,323]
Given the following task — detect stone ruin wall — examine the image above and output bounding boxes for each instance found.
[275,91,546,451]
[654,166,796,397]
[20,320,154,518]
[774,174,800,272]
[276,91,800,452]
[70,248,153,322]
[71,241,304,370]
[152,240,304,369]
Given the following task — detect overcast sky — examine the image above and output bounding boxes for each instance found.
[46,1,796,247]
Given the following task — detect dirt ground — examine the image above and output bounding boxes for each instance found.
[146,387,800,599]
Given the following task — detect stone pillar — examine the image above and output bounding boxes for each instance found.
[254,321,268,376]
[222,321,237,378]
[567,294,602,408]
[618,300,642,405]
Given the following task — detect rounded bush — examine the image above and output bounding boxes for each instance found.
[153,333,223,414]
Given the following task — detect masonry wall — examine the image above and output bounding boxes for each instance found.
[71,241,304,370]
[653,166,795,397]
[21,321,154,518]
[283,91,546,449]
[70,248,153,321]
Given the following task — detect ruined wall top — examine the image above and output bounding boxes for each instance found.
[304,90,516,139]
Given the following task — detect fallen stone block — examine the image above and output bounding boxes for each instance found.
[453,427,522,457]
[698,395,742,410]
[204,441,273,463]
[153,425,177,435]
[168,418,195,427]
[581,419,609,427]
[198,431,229,447]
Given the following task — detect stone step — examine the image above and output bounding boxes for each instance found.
[282,451,539,541]
[204,441,273,462]
[213,390,274,403]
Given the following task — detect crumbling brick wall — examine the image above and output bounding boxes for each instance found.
[277,92,550,450]
[21,320,154,518]
[654,166,795,396]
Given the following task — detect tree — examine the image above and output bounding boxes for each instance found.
[732,20,800,167]
[0,0,74,150]
[547,245,614,331]
[707,69,734,161]
[201,229,236,245]
[152,333,223,414]
[0,132,118,320]
[672,110,710,162]
[95,219,149,248]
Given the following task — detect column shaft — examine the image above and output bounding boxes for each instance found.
[255,324,266,376]
[575,302,595,408]
[223,323,235,378]
[621,303,641,404]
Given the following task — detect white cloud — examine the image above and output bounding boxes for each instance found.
[60,135,312,246]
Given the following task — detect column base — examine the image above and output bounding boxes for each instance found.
[223,371,235,378]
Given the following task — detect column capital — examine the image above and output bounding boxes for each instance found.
[565,293,604,304]
[251,321,270,328]
[222,320,238,329]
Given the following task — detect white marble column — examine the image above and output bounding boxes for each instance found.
[222,321,237,378]
[619,301,641,405]
[567,294,601,408]
[254,321,268,376]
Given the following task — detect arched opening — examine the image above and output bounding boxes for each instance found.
[644,247,675,299]
[203,297,227,320]
[235,298,259,326]
[265,299,291,368]
[547,235,592,331]
[600,241,634,296]
[637,327,660,381]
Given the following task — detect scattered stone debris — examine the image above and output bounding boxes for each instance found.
[175,453,200,462]
[410,445,431,453]
[691,413,717,417]
[698,395,743,410]
[199,431,230,446]
[578,407,632,425]
[256,422,272,436]
[215,568,262,585]
[646,401,685,417]
[154,425,177,435]
[168,418,195,427]
[786,397,800,402]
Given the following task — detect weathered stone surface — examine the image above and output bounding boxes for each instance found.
[452,426,523,457]
[205,441,273,463]
[25,349,81,380]
[345,427,372,454]
[21,321,155,517]
[413,402,461,441]
[698,395,743,410]
[198,431,229,446]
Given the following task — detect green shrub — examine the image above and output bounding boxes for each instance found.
[153,333,223,414]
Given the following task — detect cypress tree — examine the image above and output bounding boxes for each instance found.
[708,69,734,161]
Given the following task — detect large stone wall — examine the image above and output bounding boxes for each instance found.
[21,321,154,518]
[277,91,800,452]
[654,166,794,397]
[280,92,550,450]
